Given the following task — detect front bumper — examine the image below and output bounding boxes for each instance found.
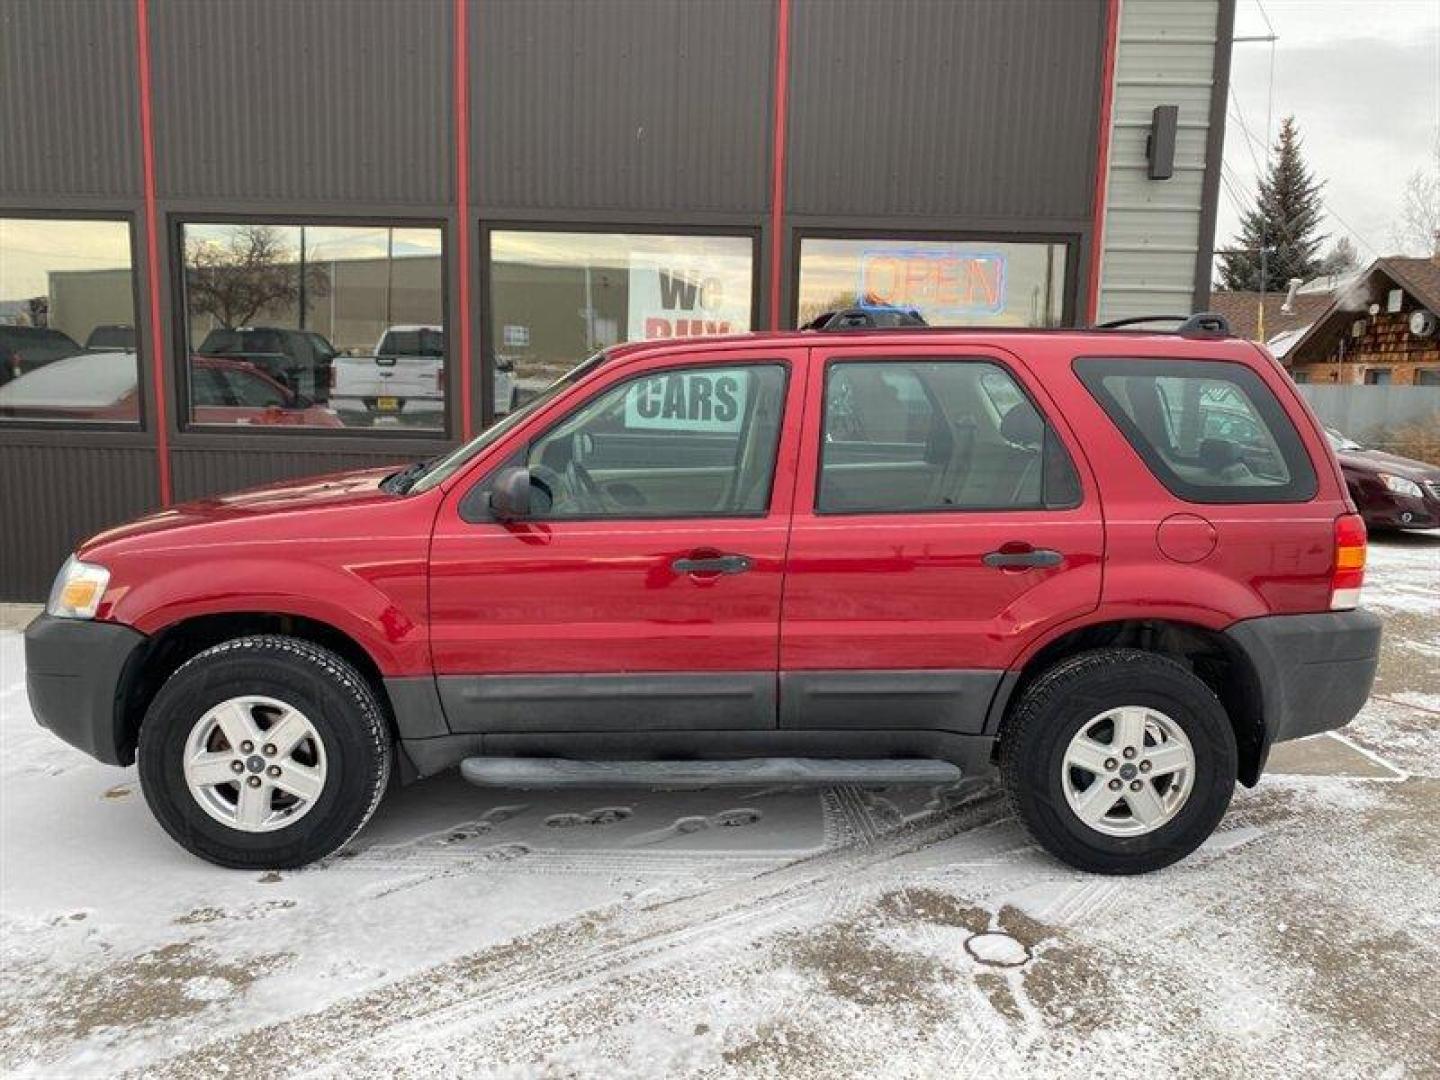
[24,614,148,766]
[1360,485,1440,529]
[1224,608,1382,778]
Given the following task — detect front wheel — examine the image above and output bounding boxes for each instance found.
[138,635,391,869]
[998,649,1237,875]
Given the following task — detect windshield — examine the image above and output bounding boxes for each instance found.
[406,351,609,494]
[1325,427,1363,451]
[200,328,285,356]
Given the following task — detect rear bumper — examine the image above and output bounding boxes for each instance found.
[24,614,148,766]
[331,395,443,413]
[1224,608,1382,777]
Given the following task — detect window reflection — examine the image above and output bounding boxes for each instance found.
[797,237,1069,328]
[179,222,446,430]
[0,218,141,424]
[489,230,755,411]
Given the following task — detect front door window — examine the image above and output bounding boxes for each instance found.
[519,363,788,519]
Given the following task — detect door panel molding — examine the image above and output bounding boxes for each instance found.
[779,670,1002,734]
[439,672,776,733]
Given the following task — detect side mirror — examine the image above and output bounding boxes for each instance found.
[489,466,532,521]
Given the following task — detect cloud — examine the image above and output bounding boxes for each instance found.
[1218,4,1440,261]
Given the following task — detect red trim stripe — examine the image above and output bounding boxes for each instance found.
[1085,0,1121,325]
[767,0,792,329]
[135,0,171,505]
[454,0,474,438]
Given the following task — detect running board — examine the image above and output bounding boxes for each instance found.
[459,756,962,789]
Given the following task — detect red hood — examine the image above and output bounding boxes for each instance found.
[80,466,406,554]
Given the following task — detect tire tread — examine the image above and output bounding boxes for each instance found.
[138,634,391,868]
[998,647,1234,875]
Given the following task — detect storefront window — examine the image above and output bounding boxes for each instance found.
[489,230,755,412]
[178,222,445,430]
[796,237,1069,329]
[0,218,140,424]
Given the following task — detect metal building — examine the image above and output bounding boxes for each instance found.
[0,0,1234,599]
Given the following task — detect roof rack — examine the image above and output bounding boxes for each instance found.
[799,308,1233,338]
[1094,312,1233,338]
[803,306,929,331]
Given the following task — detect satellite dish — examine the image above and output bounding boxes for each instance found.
[1409,309,1438,338]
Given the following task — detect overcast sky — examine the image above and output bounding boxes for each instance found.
[1219,0,1440,264]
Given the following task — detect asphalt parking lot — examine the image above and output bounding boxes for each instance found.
[1,532,1437,1078]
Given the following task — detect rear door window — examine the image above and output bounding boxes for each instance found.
[818,359,1081,514]
[223,367,289,408]
[1074,358,1317,503]
[190,365,235,407]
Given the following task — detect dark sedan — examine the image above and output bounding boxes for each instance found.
[1327,427,1440,531]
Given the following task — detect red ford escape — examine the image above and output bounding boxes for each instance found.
[25,315,1382,875]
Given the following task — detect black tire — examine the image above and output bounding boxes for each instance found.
[137,635,391,869]
[998,648,1237,875]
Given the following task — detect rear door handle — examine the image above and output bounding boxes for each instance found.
[672,554,752,575]
[982,547,1063,569]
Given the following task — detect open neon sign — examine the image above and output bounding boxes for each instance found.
[856,249,1007,318]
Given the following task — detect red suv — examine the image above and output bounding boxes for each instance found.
[25,318,1382,875]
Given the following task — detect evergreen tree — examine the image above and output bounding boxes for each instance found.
[1218,116,1328,291]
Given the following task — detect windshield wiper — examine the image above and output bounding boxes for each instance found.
[381,457,436,495]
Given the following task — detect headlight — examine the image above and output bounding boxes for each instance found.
[1379,474,1424,498]
[46,556,111,620]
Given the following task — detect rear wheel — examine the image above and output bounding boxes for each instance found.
[999,649,1237,875]
[138,635,391,869]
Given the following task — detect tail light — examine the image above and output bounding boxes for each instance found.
[436,365,444,392]
[1331,513,1366,610]
[328,365,336,390]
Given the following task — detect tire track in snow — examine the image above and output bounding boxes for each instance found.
[133,785,1009,1079]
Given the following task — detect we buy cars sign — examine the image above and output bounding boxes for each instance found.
[623,370,747,433]
[628,251,749,340]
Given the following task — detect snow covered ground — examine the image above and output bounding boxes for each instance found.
[1,533,1437,1078]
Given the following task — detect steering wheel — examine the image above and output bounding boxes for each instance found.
[565,458,606,514]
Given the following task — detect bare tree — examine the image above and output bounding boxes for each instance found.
[185,224,329,329]
[1390,140,1440,256]
[1317,236,1359,277]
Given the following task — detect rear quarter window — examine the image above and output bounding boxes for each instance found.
[1074,358,1317,504]
[379,329,444,357]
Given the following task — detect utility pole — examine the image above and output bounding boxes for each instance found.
[385,227,394,327]
[1233,30,1278,341]
[297,226,308,330]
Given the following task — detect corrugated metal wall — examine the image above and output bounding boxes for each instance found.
[149,0,453,206]
[1095,0,1233,321]
[0,0,141,200]
[170,446,418,503]
[786,0,1105,225]
[0,2,154,598]
[0,443,158,599]
[476,0,774,215]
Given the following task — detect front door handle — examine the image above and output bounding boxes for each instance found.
[982,547,1064,569]
[672,554,752,575]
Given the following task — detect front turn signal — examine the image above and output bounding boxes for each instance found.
[46,556,111,620]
